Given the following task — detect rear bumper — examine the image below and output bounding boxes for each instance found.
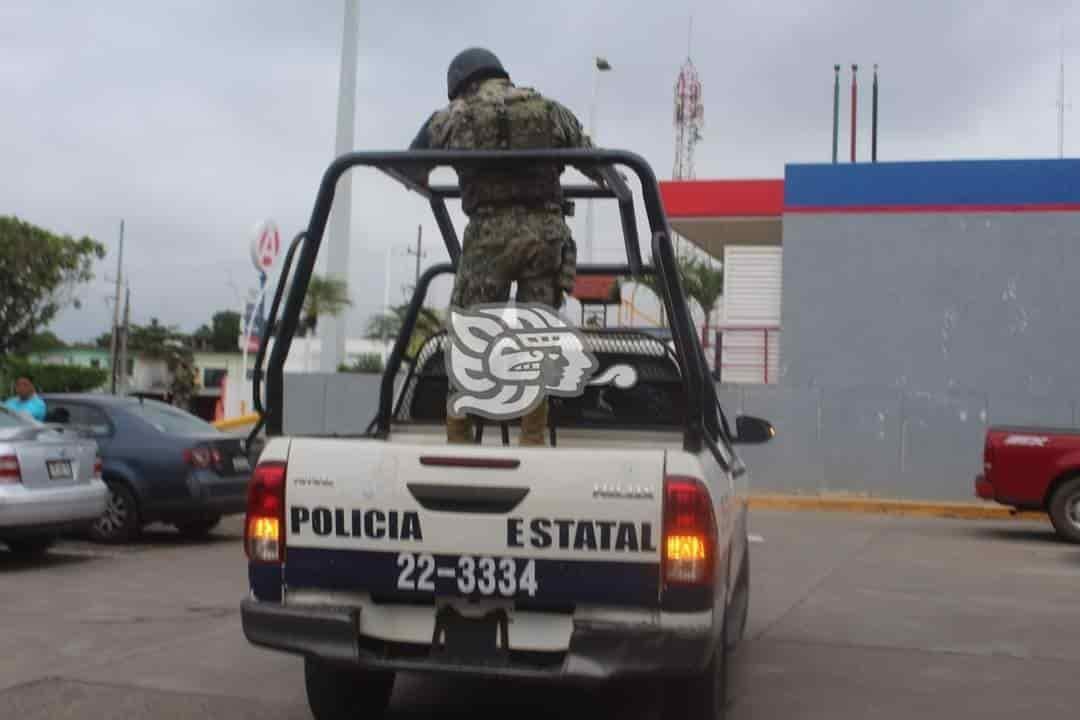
[0,479,108,533]
[975,474,994,501]
[183,470,248,515]
[241,598,715,681]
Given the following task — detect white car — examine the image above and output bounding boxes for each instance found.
[240,148,773,720]
[0,406,107,555]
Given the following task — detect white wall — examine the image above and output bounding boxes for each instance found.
[131,357,169,392]
[721,246,782,384]
[221,337,391,419]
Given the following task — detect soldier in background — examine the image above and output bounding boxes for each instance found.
[409,47,602,445]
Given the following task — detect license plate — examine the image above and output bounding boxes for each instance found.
[232,456,251,473]
[46,460,73,480]
[396,552,539,599]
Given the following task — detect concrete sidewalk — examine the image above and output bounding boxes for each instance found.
[749,492,1047,521]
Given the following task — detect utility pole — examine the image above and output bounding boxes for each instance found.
[586,56,613,263]
[406,225,426,289]
[382,248,392,364]
[832,65,840,163]
[118,287,130,394]
[320,0,359,373]
[850,64,858,163]
[871,64,879,162]
[108,220,124,394]
[1059,26,1067,159]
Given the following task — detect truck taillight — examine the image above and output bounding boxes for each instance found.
[0,455,21,484]
[245,461,286,563]
[93,457,103,478]
[983,437,994,472]
[662,475,715,585]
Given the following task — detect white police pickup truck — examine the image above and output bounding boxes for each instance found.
[240,149,773,720]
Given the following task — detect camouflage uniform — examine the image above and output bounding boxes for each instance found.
[411,76,594,445]
[414,77,592,310]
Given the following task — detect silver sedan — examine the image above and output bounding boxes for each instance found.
[0,406,107,555]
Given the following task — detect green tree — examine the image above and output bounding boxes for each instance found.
[1,359,107,394]
[18,331,68,354]
[0,216,105,356]
[365,304,443,358]
[301,275,351,337]
[121,318,197,409]
[127,318,180,358]
[193,310,242,352]
[338,353,384,374]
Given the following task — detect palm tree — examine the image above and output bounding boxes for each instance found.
[624,253,723,334]
[366,304,444,358]
[301,275,352,337]
[679,254,724,350]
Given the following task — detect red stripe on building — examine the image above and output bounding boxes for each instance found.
[660,179,784,218]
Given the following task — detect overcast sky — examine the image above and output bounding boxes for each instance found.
[2,0,1078,344]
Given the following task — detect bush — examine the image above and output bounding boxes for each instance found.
[1,358,109,394]
[338,353,384,374]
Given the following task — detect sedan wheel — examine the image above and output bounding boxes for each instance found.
[90,482,141,544]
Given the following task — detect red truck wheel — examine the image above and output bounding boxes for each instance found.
[1048,476,1080,544]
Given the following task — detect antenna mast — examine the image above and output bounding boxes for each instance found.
[673,19,704,181]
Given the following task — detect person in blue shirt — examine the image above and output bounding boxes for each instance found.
[5,375,46,422]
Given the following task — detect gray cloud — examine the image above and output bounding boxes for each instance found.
[1,0,1077,344]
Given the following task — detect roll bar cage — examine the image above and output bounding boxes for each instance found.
[249,149,729,457]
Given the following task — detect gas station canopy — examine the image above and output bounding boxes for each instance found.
[659,179,784,259]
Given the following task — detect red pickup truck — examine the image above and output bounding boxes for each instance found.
[977,426,1080,542]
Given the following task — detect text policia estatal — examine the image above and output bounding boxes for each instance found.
[289,506,657,553]
[506,517,657,552]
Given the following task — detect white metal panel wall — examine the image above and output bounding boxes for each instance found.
[721,246,782,384]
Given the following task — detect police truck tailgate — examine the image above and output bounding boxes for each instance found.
[282,438,664,608]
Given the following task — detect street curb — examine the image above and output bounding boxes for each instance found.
[748,493,1046,522]
[212,413,260,431]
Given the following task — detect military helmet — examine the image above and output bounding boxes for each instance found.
[446,47,509,100]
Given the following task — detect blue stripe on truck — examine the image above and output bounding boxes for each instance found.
[249,563,282,602]
[285,547,660,608]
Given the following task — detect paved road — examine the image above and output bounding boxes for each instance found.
[1,510,1077,719]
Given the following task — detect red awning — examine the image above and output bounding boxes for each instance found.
[571,275,620,303]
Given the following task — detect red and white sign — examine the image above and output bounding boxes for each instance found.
[239,333,261,353]
[250,220,281,273]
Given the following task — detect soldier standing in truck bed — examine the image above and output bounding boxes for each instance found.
[409,47,601,446]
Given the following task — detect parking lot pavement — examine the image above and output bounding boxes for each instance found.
[1,510,1077,719]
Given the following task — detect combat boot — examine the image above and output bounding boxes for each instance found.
[446,414,473,444]
[519,401,548,447]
